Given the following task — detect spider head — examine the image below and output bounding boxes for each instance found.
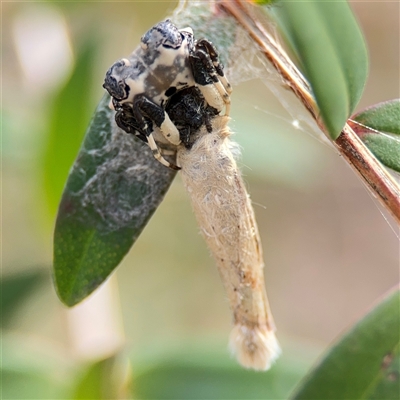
[141,20,184,51]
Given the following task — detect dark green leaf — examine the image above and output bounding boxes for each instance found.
[292,288,400,400]
[1,270,47,327]
[43,38,98,220]
[269,0,368,139]
[353,99,400,135]
[53,95,176,306]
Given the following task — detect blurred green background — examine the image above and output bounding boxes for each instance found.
[2,1,399,398]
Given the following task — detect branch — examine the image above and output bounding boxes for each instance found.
[220,0,400,225]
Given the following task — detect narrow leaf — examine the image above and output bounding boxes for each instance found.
[269,0,368,139]
[350,99,400,172]
[53,95,176,306]
[359,133,400,173]
[352,99,400,135]
[292,288,400,399]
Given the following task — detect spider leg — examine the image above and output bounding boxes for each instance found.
[132,95,180,170]
[133,95,181,145]
[189,47,231,116]
[146,133,180,170]
[196,39,232,95]
[114,102,148,142]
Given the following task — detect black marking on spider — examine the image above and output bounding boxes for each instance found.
[114,101,149,143]
[165,87,219,149]
[165,86,177,97]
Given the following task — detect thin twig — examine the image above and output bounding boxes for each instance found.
[220,0,400,225]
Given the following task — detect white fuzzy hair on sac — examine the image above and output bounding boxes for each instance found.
[177,116,280,371]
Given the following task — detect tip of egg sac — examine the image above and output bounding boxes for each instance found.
[229,323,281,371]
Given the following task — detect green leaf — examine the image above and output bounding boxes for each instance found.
[53,94,176,306]
[43,38,98,220]
[367,345,400,399]
[360,133,400,172]
[350,100,400,172]
[292,288,400,399]
[1,270,47,327]
[269,0,368,139]
[353,99,400,135]
[73,354,131,399]
[133,343,315,399]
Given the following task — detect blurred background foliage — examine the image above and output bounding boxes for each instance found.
[2,1,399,398]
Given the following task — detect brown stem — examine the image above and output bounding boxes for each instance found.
[336,125,400,218]
[219,0,400,225]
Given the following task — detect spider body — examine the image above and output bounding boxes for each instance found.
[103,20,231,169]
